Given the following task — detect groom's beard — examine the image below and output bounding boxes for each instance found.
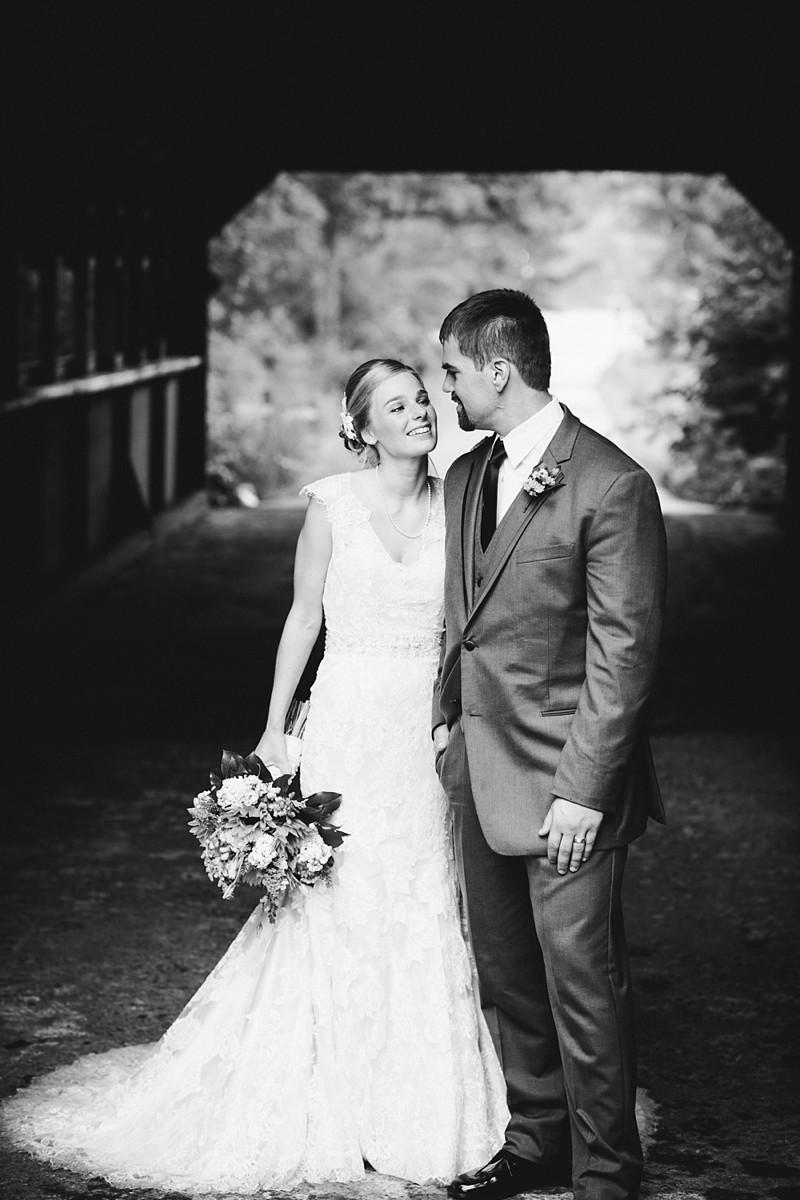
[454,400,476,432]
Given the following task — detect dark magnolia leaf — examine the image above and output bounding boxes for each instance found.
[220,749,237,774]
[270,772,295,793]
[318,826,348,848]
[297,805,338,825]
[221,749,250,778]
[245,753,269,777]
[316,800,342,819]
[209,771,222,788]
[304,791,342,809]
[300,801,323,816]
[300,795,342,820]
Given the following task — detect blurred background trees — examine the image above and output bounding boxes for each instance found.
[642,175,791,508]
[208,172,791,510]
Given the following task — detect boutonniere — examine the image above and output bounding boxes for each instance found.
[522,462,561,497]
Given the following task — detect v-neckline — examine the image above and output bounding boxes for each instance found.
[346,472,435,568]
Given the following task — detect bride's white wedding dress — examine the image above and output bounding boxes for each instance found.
[1,472,508,1194]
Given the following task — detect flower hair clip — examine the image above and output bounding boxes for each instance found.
[340,394,357,442]
[522,462,561,497]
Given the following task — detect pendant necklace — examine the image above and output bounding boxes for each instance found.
[375,468,432,540]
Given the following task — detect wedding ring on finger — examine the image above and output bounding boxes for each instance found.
[568,837,585,873]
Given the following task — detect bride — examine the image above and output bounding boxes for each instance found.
[1,358,508,1194]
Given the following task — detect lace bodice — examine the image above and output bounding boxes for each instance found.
[301,472,445,658]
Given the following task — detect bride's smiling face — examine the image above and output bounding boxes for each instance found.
[363,372,438,459]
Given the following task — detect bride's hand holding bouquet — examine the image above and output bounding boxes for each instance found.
[252,726,292,778]
[253,697,310,777]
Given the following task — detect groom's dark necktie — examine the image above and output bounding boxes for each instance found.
[480,438,507,550]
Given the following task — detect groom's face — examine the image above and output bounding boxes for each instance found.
[441,338,497,432]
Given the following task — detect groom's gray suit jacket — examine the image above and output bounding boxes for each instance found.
[435,406,668,854]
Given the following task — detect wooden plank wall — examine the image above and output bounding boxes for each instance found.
[1,202,209,609]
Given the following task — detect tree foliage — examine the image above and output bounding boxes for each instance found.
[630,176,791,507]
[208,171,791,509]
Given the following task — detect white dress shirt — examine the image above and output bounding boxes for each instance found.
[495,398,564,522]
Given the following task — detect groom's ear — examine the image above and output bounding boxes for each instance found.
[490,357,511,393]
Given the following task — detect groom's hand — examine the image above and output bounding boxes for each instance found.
[538,797,603,875]
[432,723,449,771]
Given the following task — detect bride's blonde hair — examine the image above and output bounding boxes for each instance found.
[340,358,424,466]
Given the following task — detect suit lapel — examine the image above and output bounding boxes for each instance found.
[463,406,580,630]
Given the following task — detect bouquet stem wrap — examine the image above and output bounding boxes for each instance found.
[284,697,310,775]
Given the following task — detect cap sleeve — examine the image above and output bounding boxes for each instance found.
[299,475,340,519]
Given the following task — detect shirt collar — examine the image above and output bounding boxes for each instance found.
[501,397,563,469]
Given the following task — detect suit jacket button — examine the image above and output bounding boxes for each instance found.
[463,639,476,651]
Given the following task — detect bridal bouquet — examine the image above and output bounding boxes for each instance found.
[188,748,346,922]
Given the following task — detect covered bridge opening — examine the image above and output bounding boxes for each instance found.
[208,169,791,513]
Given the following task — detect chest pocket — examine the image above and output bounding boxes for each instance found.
[516,541,575,563]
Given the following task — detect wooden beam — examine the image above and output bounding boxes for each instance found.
[2,356,203,413]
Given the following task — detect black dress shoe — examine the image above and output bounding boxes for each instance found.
[447,1149,571,1199]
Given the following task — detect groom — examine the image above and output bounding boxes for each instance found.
[433,290,667,1200]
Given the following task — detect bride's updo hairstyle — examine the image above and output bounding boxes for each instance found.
[340,358,425,466]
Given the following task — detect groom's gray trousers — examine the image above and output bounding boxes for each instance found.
[441,718,643,1200]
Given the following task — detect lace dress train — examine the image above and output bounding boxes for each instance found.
[0,472,508,1193]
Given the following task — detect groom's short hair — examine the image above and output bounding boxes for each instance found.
[439,289,551,391]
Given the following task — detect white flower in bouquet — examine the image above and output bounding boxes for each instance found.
[266,788,300,820]
[187,790,218,831]
[220,857,240,882]
[261,867,291,910]
[200,842,238,881]
[295,828,334,878]
[217,825,251,854]
[248,832,279,870]
[216,775,270,816]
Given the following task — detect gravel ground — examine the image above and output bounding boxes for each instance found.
[1,501,798,1200]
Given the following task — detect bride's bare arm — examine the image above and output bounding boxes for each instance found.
[253,499,332,770]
